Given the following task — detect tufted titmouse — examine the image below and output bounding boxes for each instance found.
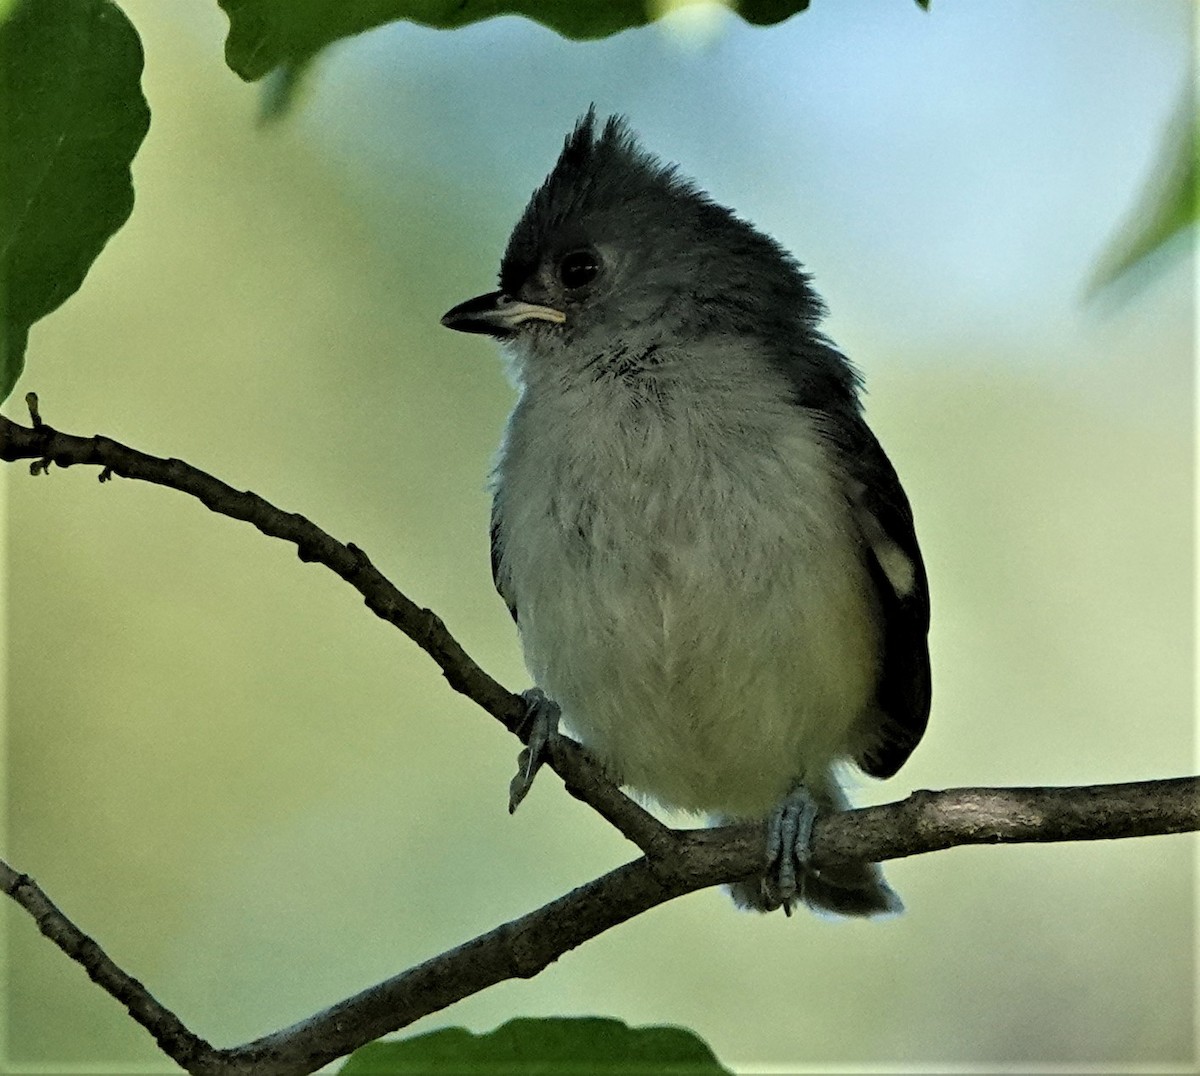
[442,111,931,916]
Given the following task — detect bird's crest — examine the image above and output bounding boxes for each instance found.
[500,108,698,291]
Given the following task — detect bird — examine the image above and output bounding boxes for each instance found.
[441,110,930,916]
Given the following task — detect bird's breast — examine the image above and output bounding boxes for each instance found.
[495,384,880,816]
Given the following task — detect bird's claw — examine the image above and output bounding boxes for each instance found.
[508,688,560,813]
[762,785,820,914]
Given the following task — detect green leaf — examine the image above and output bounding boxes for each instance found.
[258,56,318,125]
[218,0,812,81]
[337,1017,733,1074]
[1089,85,1197,296]
[0,0,150,403]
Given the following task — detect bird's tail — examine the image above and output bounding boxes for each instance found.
[725,777,902,918]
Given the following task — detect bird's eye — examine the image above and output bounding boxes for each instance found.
[557,249,600,291]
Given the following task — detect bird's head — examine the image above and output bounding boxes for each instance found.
[442,110,827,383]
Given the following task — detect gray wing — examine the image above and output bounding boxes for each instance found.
[490,499,519,623]
[839,414,932,779]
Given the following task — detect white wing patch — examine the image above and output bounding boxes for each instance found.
[851,495,917,599]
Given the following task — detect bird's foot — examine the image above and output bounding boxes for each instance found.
[762,784,821,916]
[729,783,901,917]
[508,688,560,813]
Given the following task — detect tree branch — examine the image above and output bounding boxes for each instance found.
[0,859,215,1071]
[3,780,1196,1074]
[0,404,665,855]
[3,403,1196,1074]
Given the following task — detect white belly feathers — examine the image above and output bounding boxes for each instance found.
[493,373,880,818]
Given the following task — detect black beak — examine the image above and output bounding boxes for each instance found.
[441,291,566,338]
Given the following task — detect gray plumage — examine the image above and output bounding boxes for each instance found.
[444,110,930,916]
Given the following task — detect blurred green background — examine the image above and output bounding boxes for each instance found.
[4,0,1195,1070]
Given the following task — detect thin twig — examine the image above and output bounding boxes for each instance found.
[0,859,214,1070]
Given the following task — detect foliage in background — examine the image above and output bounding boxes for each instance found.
[217,0,817,81]
[1089,83,1197,296]
[0,0,1190,1070]
[0,0,149,402]
[337,1018,731,1074]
